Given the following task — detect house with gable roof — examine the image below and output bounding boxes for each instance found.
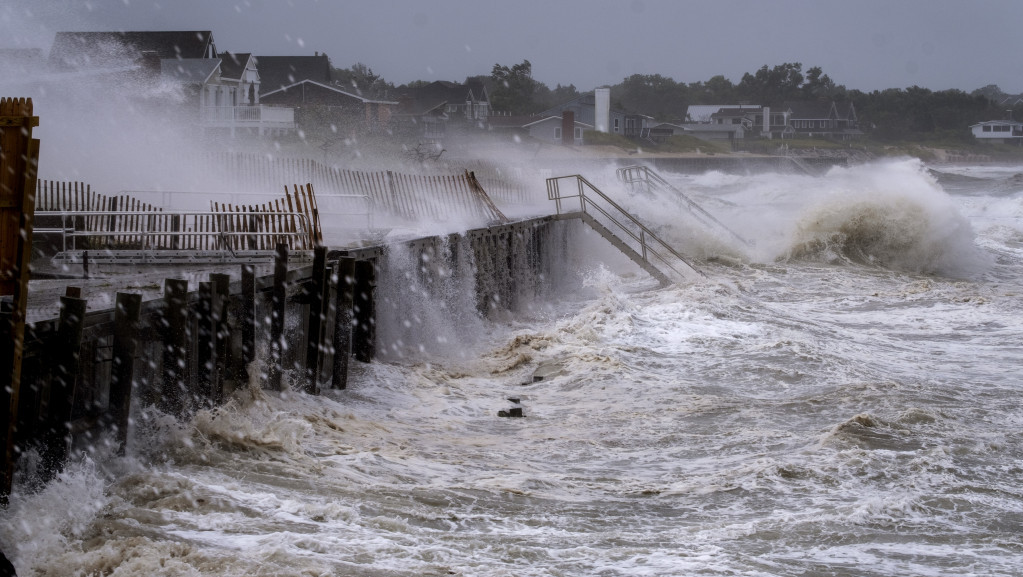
[48,31,295,136]
[394,80,491,140]
[781,100,861,140]
[488,114,592,145]
[260,79,398,133]
[219,52,260,106]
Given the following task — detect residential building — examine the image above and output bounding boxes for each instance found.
[970,120,1023,143]
[260,79,398,133]
[48,31,295,136]
[394,80,491,140]
[781,101,862,140]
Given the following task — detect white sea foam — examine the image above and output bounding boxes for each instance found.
[4,160,1023,575]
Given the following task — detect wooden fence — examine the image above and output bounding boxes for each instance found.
[36,166,508,254]
[210,184,322,250]
[194,152,530,216]
[35,181,323,252]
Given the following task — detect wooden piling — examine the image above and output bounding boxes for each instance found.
[161,279,189,415]
[268,244,288,391]
[304,245,327,394]
[210,273,231,404]
[40,293,86,481]
[197,281,216,405]
[353,259,376,363]
[108,292,141,456]
[241,265,256,371]
[331,257,356,389]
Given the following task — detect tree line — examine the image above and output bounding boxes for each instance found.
[328,59,1020,143]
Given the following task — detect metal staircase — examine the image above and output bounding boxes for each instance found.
[546,174,704,285]
[615,165,752,247]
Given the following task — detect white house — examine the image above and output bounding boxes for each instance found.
[970,120,1023,144]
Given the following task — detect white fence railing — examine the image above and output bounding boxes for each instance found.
[200,105,295,128]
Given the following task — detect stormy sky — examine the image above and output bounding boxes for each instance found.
[5,0,1023,94]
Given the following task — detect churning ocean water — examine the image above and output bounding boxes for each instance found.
[3,158,1023,576]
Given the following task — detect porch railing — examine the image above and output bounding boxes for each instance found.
[200,105,295,127]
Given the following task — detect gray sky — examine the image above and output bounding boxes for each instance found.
[7,0,1023,94]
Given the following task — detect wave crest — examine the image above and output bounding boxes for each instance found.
[785,161,986,276]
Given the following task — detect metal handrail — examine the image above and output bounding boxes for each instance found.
[316,193,376,230]
[36,210,313,253]
[615,165,752,247]
[547,175,703,279]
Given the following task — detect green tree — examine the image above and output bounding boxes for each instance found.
[490,59,542,114]
[971,84,1006,103]
[612,74,689,122]
[737,62,805,103]
[802,66,840,100]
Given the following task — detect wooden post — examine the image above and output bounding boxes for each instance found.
[1,97,40,502]
[304,245,327,394]
[161,279,189,415]
[210,273,231,404]
[331,257,356,389]
[247,214,258,250]
[171,214,181,250]
[353,259,376,363]
[108,292,141,456]
[196,281,215,405]
[268,244,288,391]
[40,293,86,482]
[106,196,118,247]
[241,264,256,371]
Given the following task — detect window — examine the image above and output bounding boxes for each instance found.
[554,127,562,140]
[574,127,582,139]
[983,125,992,132]
[614,118,620,132]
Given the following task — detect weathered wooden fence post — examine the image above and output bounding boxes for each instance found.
[161,279,189,415]
[331,257,356,389]
[108,292,141,456]
[1,97,40,502]
[353,259,376,363]
[171,214,181,250]
[40,291,86,481]
[268,244,288,391]
[304,245,328,394]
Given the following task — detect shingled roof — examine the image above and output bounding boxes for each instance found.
[218,52,253,81]
[49,31,216,69]
[255,55,331,92]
